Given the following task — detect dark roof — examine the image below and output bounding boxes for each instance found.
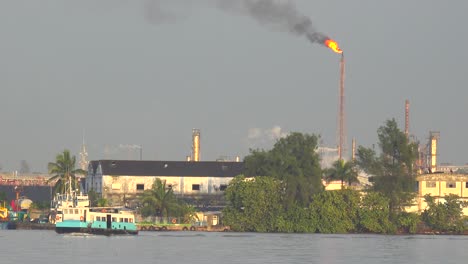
[93,160,245,177]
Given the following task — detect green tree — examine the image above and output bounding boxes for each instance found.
[396,212,420,234]
[324,159,359,186]
[47,150,86,195]
[358,192,395,234]
[356,119,418,212]
[421,194,468,233]
[223,176,284,232]
[140,178,178,218]
[309,189,360,233]
[244,132,323,208]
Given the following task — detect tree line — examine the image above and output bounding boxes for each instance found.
[222,119,468,234]
[45,119,467,232]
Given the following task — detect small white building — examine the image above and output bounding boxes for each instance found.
[85,160,244,206]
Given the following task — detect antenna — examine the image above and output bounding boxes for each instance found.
[79,130,89,171]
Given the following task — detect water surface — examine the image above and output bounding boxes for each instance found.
[0,230,467,264]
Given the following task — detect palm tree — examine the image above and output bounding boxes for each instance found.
[47,150,86,195]
[324,159,359,187]
[141,178,178,218]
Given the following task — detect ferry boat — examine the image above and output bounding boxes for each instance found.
[52,192,138,235]
[55,206,138,235]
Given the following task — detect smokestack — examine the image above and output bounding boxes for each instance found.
[338,53,346,160]
[192,129,201,162]
[405,100,410,138]
[429,131,440,172]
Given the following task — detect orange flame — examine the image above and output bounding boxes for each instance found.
[324,39,342,54]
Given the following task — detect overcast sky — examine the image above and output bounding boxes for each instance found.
[1,0,467,173]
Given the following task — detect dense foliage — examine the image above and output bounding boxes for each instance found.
[356,119,419,212]
[222,176,426,234]
[139,178,197,222]
[422,194,468,233]
[244,132,323,208]
[222,128,466,234]
[323,159,359,186]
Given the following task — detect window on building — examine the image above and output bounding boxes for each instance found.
[446,182,456,188]
[136,184,144,191]
[192,184,200,191]
[220,184,228,191]
[465,182,468,188]
[426,181,436,188]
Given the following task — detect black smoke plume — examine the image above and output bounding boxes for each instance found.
[146,0,330,45]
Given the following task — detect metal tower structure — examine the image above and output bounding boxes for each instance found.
[79,133,89,171]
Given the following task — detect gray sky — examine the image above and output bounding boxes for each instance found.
[1,0,467,173]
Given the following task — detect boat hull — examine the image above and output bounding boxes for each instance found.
[56,220,138,235]
[56,226,138,235]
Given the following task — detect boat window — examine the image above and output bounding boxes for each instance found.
[96,216,100,221]
[112,217,117,222]
[64,209,68,214]
[120,218,123,222]
[129,218,133,223]
[75,209,79,214]
[124,218,128,223]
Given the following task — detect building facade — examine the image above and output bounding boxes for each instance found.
[407,173,468,215]
[85,160,244,206]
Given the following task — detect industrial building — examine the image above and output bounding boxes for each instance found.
[84,159,244,205]
[407,173,468,215]
[83,129,245,207]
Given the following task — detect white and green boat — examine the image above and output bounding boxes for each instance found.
[52,192,138,235]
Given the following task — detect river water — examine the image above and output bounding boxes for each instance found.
[0,230,467,264]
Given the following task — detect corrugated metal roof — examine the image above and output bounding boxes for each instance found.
[92,160,244,177]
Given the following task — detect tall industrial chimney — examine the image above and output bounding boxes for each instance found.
[192,129,201,162]
[429,131,440,172]
[337,53,346,160]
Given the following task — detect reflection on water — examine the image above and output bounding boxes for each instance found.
[1,230,467,264]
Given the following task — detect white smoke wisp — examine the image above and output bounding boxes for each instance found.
[247,126,289,149]
[119,144,142,150]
